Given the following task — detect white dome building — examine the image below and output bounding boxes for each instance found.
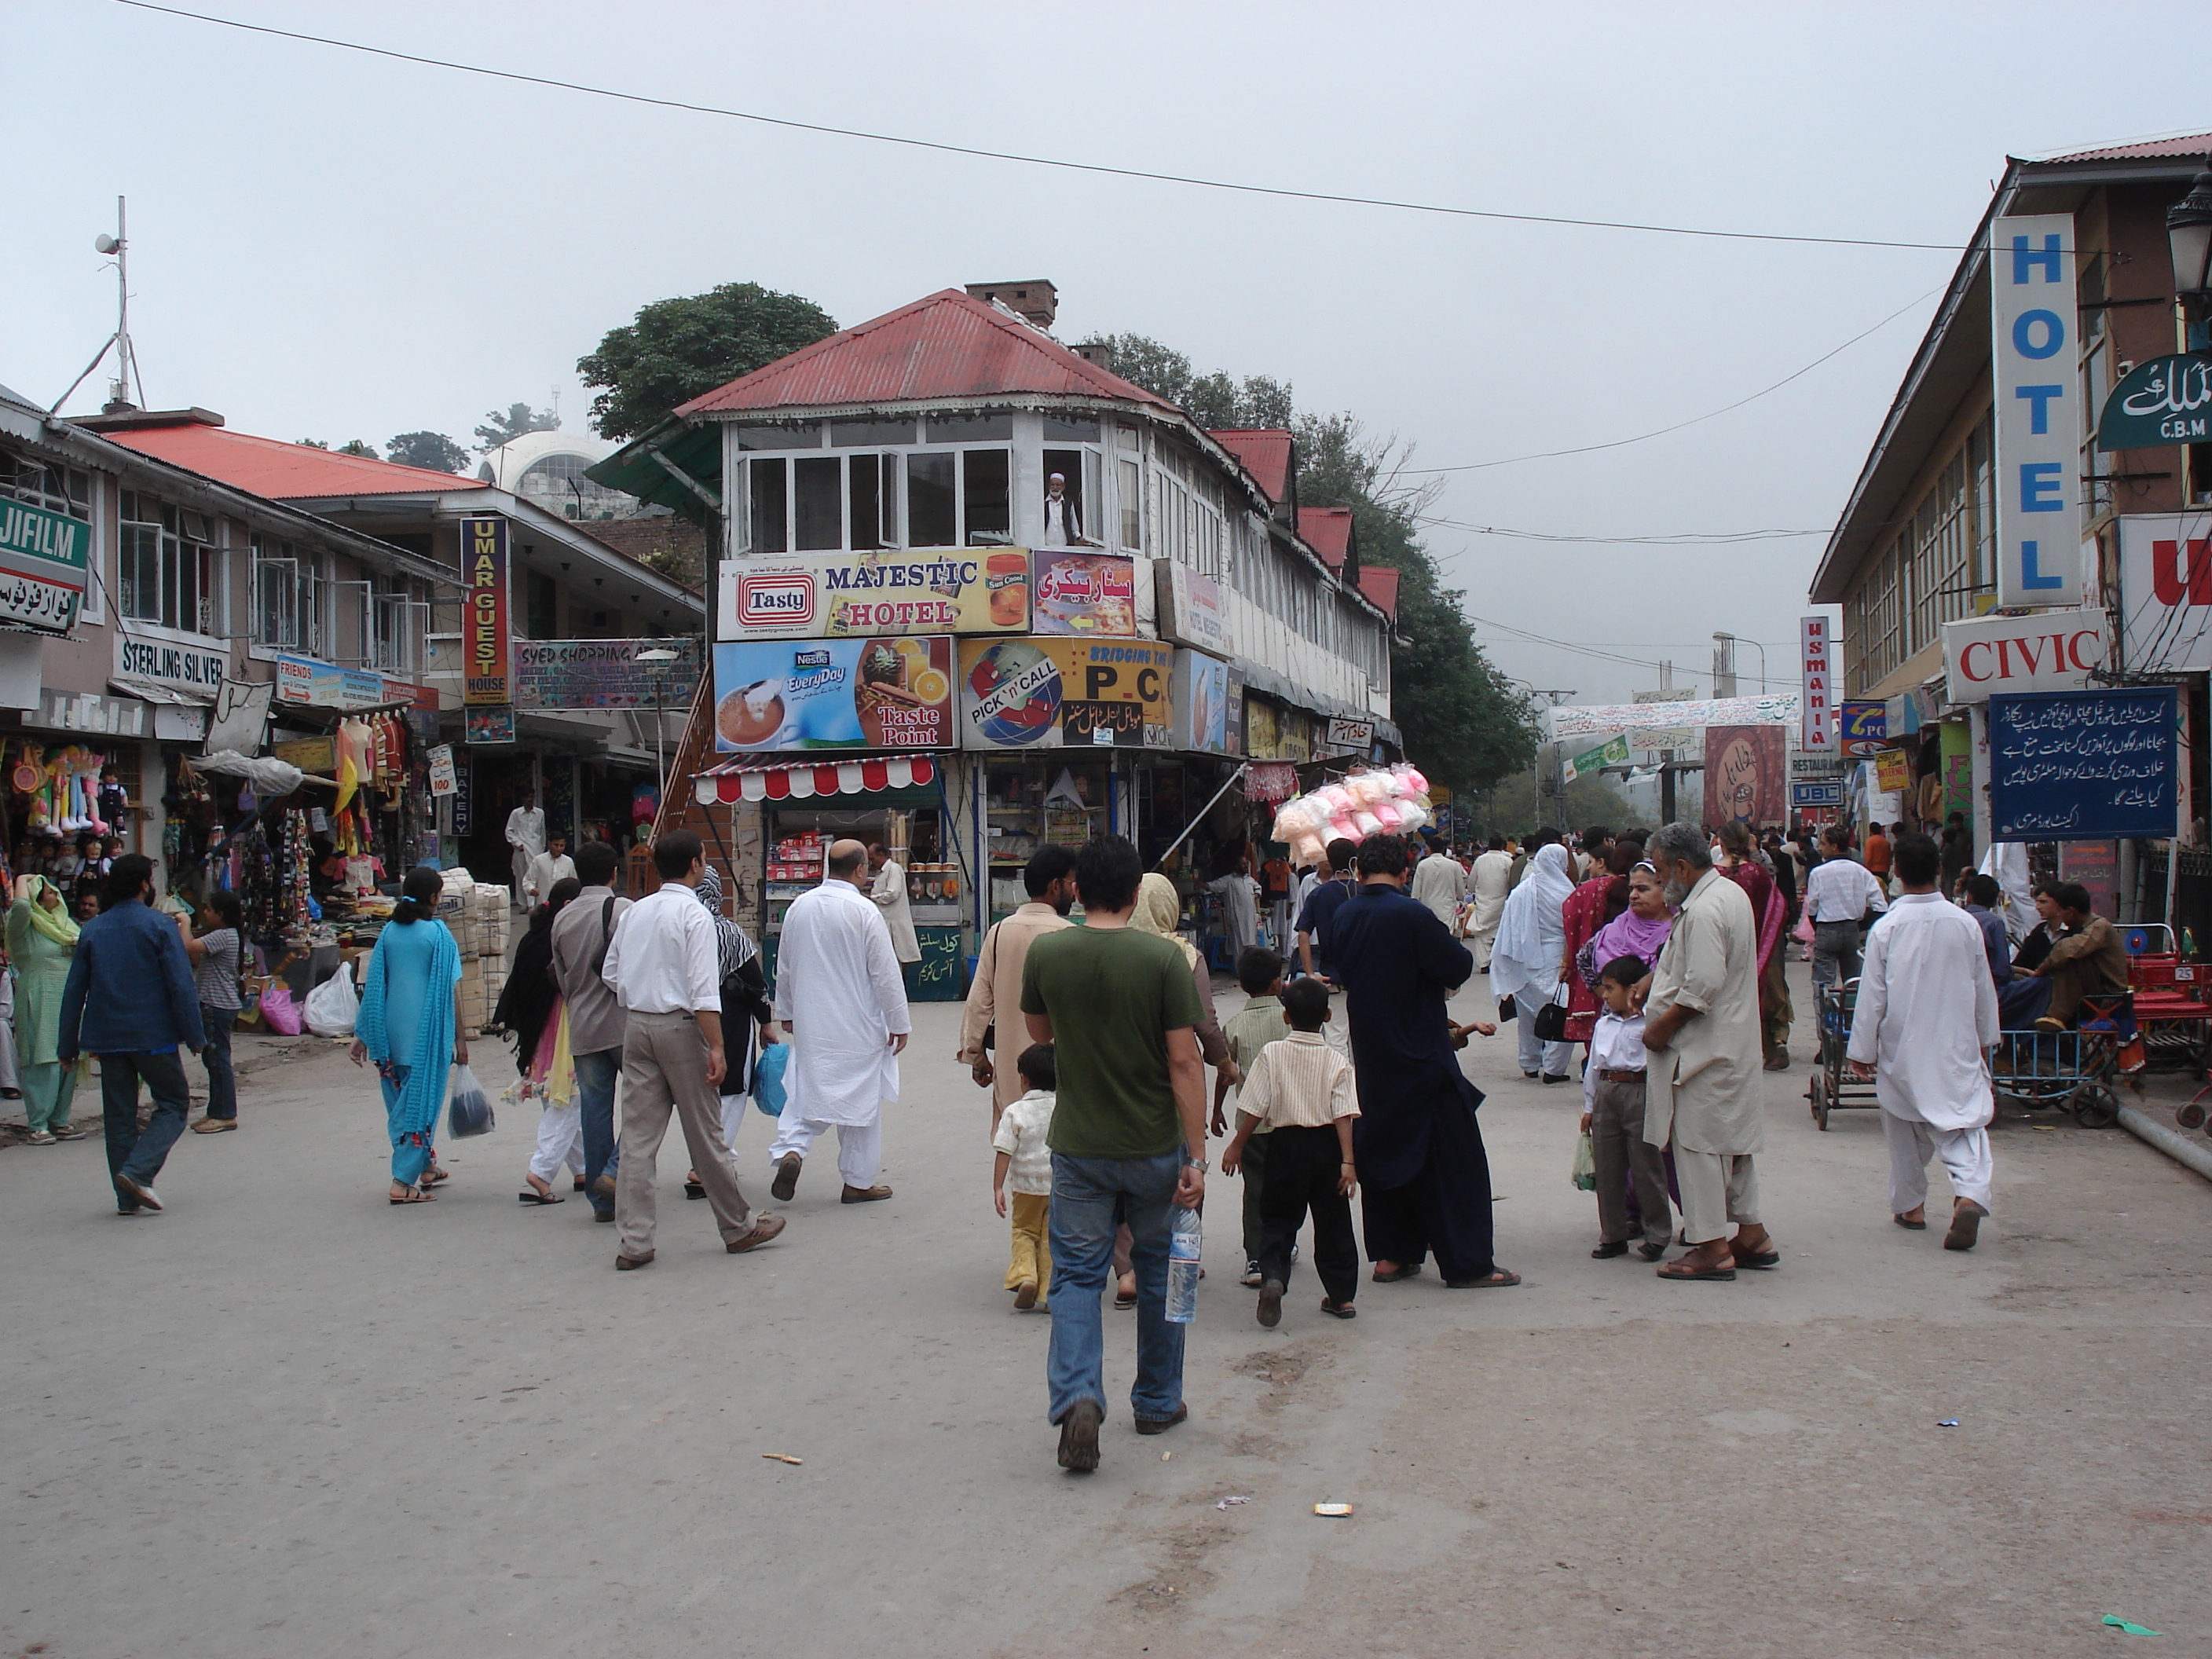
[478,429,654,522]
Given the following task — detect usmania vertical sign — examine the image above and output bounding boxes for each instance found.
[1799,615,1834,752]
[1991,214,2082,606]
[461,515,511,705]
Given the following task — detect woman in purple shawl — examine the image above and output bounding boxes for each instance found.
[1577,860,1673,987]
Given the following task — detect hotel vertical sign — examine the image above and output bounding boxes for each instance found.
[461,515,511,705]
[1799,615,1834,752]
[1991,214,2082,607]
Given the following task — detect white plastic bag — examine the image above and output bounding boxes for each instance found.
[303,964,360,1037]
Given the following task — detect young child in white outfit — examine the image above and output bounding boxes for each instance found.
[991,1045,1057,1312]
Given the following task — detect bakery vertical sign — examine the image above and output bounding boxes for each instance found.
[461,515,511,705]
[1991,214,2082,606]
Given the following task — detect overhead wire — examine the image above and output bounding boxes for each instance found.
[112,0,1968,253]
[1421,520,1823,545]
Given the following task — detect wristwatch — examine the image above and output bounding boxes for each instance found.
[1182,1155,1209,1173]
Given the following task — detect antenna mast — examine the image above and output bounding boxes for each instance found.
[49,196,145,417]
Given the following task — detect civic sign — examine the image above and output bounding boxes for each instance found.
[1941,606,2105,703]
[2097,353,2212,449]
[2118,511,2212,673]
[1991,214,2082,606]
[0,499,88,633]
[1987,687,2177,842]
[1800,615,1834,751]
[461,515,511,705]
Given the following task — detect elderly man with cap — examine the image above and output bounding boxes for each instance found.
[1041,474,1097,549]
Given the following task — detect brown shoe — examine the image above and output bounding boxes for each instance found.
[1057,1399,1102,1472]
[726,1214,786,1253]
[191,1117,237,1133]
[615,1251,655,1271]
[1013,1278,1038,1309]
[770,1154,802,1202]
[840,1183,893,1203]
[1943,1200,1986,1252]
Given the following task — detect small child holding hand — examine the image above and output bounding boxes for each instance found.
[991,1044,1057,1311]
[1582,954,1672,1262]
[1221,978,1361,1329]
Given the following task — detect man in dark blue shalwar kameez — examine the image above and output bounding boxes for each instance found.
[1328,835,1521,1289]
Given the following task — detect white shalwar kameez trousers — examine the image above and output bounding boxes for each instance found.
[1844,892,2000,1215]
[771,878,911,1188]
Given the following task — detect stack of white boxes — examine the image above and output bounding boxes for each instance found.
[474,883,510,1031]
[434,870,512,1035]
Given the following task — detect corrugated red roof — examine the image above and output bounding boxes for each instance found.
[1207,429,1293,503]
[1356,566,1400,620]
[2038,132,2212,163]
[101,422,485,500]
[676,289,1174,416]
[1298,505,1354,570]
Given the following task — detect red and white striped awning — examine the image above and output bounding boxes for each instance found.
[693,755,939,804]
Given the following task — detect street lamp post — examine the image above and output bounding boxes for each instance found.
[2167,159,2212,344]
[635,646,680,818]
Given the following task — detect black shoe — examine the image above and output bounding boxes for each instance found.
[1371,1262,1423,1283]
[1057,1399,1102,1471]
[1635,1240,1668,1262]
[771,1154,802,1203]
[1133,1403,1188,1435]
[1591,1240,1630,1259]
[593,1209,616,1224]
[1541,1073,1571,1085]
[1256,1280,1284,1328]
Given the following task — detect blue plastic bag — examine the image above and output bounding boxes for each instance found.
[752,1040,790,1119]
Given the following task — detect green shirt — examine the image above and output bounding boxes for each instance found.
[1021,925,1204,1159]
[1221,993,1285,1135]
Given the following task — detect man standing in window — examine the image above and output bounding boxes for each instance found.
[1041,474,1097,549]
[1023,835,1206,1473]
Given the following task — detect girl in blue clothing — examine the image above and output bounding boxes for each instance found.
[350,866,467,1204]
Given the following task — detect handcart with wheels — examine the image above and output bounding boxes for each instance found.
[1806,976,1880,1130]
[1989,992,2144,1129]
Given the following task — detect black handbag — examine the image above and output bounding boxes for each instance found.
[1532,991,1570,1043]
[1496,994,1518,1023]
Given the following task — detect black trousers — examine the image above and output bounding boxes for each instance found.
[1256,1123,1358,1305]
[1359,1085,1497,1282]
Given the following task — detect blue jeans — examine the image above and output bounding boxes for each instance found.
[574,1046,623,1216]
[200,1006,237,1119]
[1046,1149,1186,1426]
[99,1051,192,1205]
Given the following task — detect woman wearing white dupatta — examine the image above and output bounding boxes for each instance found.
[1491,842,1576,1082]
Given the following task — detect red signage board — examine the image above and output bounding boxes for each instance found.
[461,515,511,706]
[1704,725,1787,827]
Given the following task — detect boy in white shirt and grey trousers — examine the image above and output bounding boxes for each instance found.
[991,1044,1057,1311]
[1583,954,1673,1262]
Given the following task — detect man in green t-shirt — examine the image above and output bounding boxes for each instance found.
[1021,834,1207,1474]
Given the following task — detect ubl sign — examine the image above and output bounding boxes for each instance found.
[1941,606,2104,703]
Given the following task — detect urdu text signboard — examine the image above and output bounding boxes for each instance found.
[1155,560,1234,656]
[461,515,511,705]
[1990,214,2083,606]
[1987,687,2177,843]
[0,500,88,633]
[516,639,703,710]
[717,551,1029,640]
[958,637,1173,750]
[2097,353,2212,449]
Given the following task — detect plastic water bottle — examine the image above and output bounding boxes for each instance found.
[1166,1205,1202,1324]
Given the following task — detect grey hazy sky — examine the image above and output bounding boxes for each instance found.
[10,2,2212,706]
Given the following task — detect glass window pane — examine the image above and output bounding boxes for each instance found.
[928,414,1011,444]
[962,449,1010,544]
[1042,416,1101,442]
[737,423,819,450]
[830,419,916,448]
[848,456,882,551]
[1119,458,1141,549]
[906,452,956,547]
[749,458,788,553]
[881,455,901,547]
[794,456,842,550]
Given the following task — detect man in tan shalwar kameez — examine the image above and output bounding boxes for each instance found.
[958,846,1076,1132]
[1638,822,1778,1281]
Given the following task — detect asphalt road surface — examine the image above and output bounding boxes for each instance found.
[2,960,2207,1657]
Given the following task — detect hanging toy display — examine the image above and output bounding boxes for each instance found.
[1269,763,1434,866]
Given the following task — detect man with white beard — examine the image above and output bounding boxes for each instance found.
[1639,821,1776,1281]
[1410,834,1472,933]
[1846,833,2000,1251]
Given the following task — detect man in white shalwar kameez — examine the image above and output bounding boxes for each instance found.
[1410,837,1473,934]
[771,839,911,1203]
[1847,833,2000,1251]
[505,793,546,913]
[1467,841,1512,969]
[867,843,922,965]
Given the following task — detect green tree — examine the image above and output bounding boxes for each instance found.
[578,283,840,441]
[1074,335,1292,429]
[385,431,472,473]
[474,402,559,452]
[1470,766,1632,840]
[336,439,376,458]
[295,438,328,449]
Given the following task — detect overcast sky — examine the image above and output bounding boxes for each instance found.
[11,1,2212,706]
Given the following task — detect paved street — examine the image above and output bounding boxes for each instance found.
[4,962,2209,1658]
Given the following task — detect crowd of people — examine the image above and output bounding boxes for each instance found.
[22,801,2095,1475]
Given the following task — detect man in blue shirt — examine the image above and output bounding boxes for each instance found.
[1293,837,1361,987]
[1961,873,2012,993]
[59,854,206,1215]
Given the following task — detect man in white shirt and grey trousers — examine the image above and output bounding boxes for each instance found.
[602,829,785,1270]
